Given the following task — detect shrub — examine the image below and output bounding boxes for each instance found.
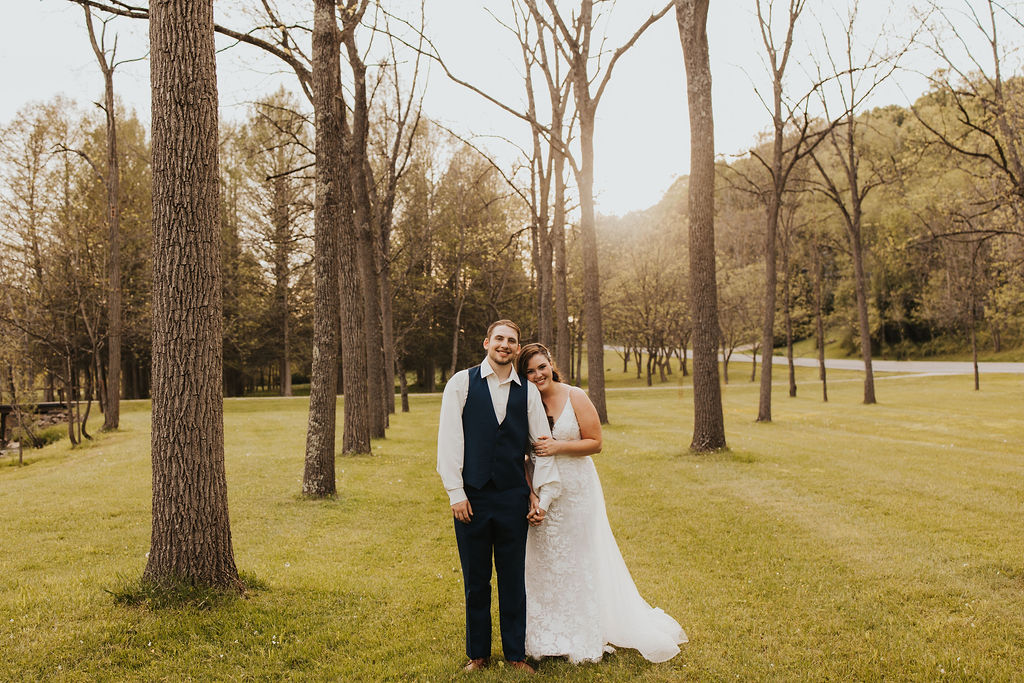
[10,424,65,449]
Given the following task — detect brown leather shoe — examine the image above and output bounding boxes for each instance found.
[509,660,536,674]
[462,658,489,672]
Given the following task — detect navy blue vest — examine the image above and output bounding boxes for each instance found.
[461,365,530,491]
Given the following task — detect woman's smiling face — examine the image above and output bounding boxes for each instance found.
[525,353,554,390]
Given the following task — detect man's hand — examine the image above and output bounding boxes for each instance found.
[452,499,473,523]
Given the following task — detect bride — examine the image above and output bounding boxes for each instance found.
[518,343,687,664]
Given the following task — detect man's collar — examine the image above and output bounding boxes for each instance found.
[480,357,521,385]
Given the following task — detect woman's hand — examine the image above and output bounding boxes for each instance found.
[528,492,544,526]
[532,435,560,457]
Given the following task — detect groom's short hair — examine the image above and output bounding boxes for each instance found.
[486,319,521,341]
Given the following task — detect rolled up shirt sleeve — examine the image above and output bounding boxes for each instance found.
[526,381,560,510]
[437,371,469,506]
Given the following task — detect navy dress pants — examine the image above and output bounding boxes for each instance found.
[453,481,530,661]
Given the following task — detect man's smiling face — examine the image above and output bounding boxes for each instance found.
[483,324,519,367]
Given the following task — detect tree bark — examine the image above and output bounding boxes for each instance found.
[781,223,796,397]
[145,0,239,588]
[813,241,828,402]
[849,225,876,403]
[757,168,781,421]
[272,175,292,397]
[552,157,571,373]
[303,0,345,495]
[676,0,726,451]
[343,24,387,439]
[574,96,608,422]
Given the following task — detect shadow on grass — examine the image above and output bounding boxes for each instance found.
[106,570,268,611]
[679,448,756,464]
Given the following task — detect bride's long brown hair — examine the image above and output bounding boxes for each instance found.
[516,343,562,382]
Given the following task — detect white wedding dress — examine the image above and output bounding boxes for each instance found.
[525,386,688,663]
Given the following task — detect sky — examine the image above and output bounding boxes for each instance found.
[1,1,954,216]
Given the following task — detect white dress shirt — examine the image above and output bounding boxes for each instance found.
[437,357,561,510]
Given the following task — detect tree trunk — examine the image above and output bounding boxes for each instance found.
[574,326,584,388]
[782,231,796,397]
[397,354,410,413]
[81,364,94,441]
[721,337,730,384]
[970,283,980,391]
[380,240,396,414]
[537,220,554,347]
[344,29,387,440]
[757,187,780,421]
[813,242,828,403]
[552,155,571,374]
[145,0,239,588]
[677,0,725,450]
[273,175,293,397]
[303,0,344,496]
[84,10,122,432]
[847,212,876,404]
[574,103,608,422]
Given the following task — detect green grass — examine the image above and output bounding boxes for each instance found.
[2,367,1023,680]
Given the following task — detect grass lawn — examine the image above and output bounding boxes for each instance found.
[2,366,1023,680]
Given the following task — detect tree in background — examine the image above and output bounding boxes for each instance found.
[676,0,725,450]
[239,89,314,397]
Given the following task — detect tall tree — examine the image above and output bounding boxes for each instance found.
[808,3,910,405]
[145,0,239,588]
[675,0,725,450]
[304,0,361,496]
[341,0,387,439]
[540,0,673,423]
[241,90,314,397]
[71,0,375,464]
[82,7,124,430]
[753,0,808,422]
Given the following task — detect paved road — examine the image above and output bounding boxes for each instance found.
[725,352,1024,375]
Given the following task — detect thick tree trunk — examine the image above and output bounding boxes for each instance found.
[339,169,371,453]
[677,0,726,450]
[355,230,386,437]
[145,0,238,588]
[303,0,344,496]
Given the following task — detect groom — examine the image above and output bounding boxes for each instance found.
[436,319,560,674]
